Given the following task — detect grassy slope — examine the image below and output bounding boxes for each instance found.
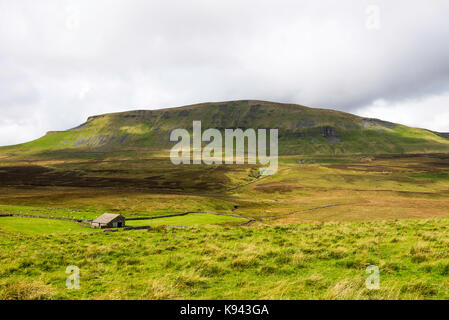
[1,218,448,299]
[0,213,246,235]
[0,217,95,235]
[1,100,449,157]
[126,213,248,227]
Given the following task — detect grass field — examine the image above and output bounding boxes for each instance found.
[125,213,249,227]
[0,152,448,300]
[1,218,448,299]
[0,217,96,235]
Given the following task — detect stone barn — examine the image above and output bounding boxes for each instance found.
[91,213,125,228]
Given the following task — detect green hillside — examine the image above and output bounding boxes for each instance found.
[2,100,449,157]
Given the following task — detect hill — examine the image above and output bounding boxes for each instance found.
[2,100,449,157]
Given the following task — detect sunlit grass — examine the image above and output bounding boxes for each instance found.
[126,213,248,227]
[0,217,95,235]
[1,217,448,299]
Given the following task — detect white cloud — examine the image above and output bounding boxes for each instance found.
[0,0,449,146]
[355,92,449,132]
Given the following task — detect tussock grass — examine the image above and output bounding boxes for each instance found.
[1,217,448,299]
[0,154,449,300]
[0,279,55,300]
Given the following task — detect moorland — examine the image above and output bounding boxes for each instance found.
[0,100,448,299]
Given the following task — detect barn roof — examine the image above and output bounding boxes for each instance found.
[92,213,124,224]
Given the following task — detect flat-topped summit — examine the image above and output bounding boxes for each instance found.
[2,100,449,156]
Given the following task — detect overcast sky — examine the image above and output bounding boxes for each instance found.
[1,0,449,146]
